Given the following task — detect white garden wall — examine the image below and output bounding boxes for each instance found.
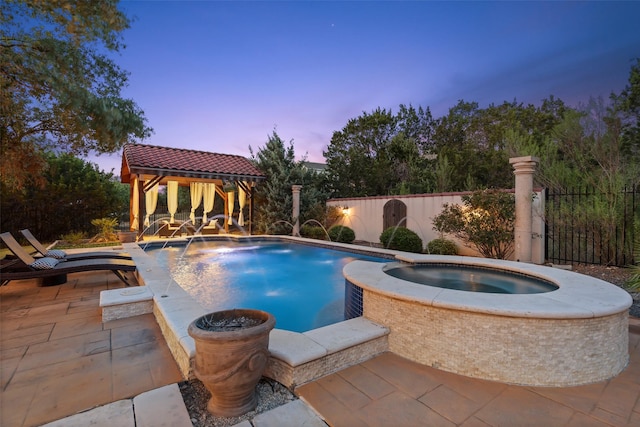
[326,190,545,264]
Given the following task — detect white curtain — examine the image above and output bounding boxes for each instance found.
[132,177,139,231]
[167,180,178,223]
[190,182,204,225]
[144,180,159,227]
[238,183,247,226]
[202,183,216,224]
[227,191,235,225]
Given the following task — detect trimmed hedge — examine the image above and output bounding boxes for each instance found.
[379,227,423,253]
[426,238,458,255]
[300,225,329,240]
[328,225,355,243]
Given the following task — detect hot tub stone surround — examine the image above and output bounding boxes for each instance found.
[344,254,633,387]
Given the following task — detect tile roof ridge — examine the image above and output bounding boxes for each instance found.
[125,143,252,160]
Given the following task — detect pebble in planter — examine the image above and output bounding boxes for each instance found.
[188,309,276,417]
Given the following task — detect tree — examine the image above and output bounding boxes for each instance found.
[611,58,640,162]
[1,0,152,190]
[324,108,397,197]
[0,153,129,241]
[324,106,435,197]
[250,131,328,235]
[431,99,565,191]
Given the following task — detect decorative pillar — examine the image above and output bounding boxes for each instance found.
[292,185,302,236]
[509,156,539,263]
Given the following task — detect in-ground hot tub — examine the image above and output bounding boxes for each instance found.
[344,254,632,387]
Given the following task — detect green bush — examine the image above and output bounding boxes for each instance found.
[432,189,515,259]
[427,238,458,255]
[380,227,423,253]
[91,218,119,242]
[328,225,355,243]
[60,231,87,245]
[300,225,329,240]
[626,229,640,291]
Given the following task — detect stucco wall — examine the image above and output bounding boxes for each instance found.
[327,190,545,264]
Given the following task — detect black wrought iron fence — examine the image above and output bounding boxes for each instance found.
[545,185,638,266]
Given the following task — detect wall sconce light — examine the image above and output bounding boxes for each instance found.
[342,206,350,216]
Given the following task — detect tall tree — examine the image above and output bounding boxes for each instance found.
[324,108,398,197]
[1,0,152,189]
[611,58,640,162]
[249,131,327,234]
[324,106,436,197]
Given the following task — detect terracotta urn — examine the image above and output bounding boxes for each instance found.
[188,309,275,417]
[117,231,137,243]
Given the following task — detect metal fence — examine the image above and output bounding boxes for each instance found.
[545,185,638,266]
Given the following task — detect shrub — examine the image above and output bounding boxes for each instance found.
[300,225,329,240]
[91,217,119,242]
[432,189,515,259]
[60,231,87,245]
[626,228,640,291]
[328,225,355,243]
[427,238,458,255]
[380,227,423,253]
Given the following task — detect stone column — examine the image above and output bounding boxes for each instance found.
[292,185,302,236]
[509,156,539,263]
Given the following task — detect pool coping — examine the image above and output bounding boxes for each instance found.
[105,237,632,388]
[107,235,396,387]
[343,254,632,319]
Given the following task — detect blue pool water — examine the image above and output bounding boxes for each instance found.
[146,240,388,332]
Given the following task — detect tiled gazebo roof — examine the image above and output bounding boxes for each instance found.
[121,143,265,183]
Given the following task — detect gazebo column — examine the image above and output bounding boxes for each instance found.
[137,180,144,240]
[509,156,539,263]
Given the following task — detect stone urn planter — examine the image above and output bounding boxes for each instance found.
[117,231,137,243]
[188,309,276,417]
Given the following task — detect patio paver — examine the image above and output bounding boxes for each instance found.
[0,271,183,427]
[2,264,639,427]
[298,318,640,427]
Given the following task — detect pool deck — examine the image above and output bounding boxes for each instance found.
[2,268,639,426]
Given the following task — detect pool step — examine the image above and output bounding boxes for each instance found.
[266,317,390,388]
[99,286,154,322]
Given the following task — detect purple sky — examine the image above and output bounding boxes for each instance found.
[91,1,640,175]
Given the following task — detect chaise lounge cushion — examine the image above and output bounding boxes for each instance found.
[29,257,60,270]
[42,249,67,259]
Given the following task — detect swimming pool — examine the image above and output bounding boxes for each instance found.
[145,240,388,332]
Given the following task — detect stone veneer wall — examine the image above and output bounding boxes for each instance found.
[102,300,153,322]
[363,290,629,387]
[152,297,389,386]
[265,336,388,389]
[153,305,193,379]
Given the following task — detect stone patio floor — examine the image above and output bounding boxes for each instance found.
[1,270,639,427]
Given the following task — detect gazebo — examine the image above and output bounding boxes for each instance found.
[120,143,266,237]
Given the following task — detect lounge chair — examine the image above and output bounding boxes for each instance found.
[158,221,196,237]
[200,219,219,235]
[1,232,136,287]
[19,229,131,260]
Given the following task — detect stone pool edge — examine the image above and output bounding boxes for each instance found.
[103,237,394,389]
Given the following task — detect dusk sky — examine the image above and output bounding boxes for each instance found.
[92,1,640,175]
